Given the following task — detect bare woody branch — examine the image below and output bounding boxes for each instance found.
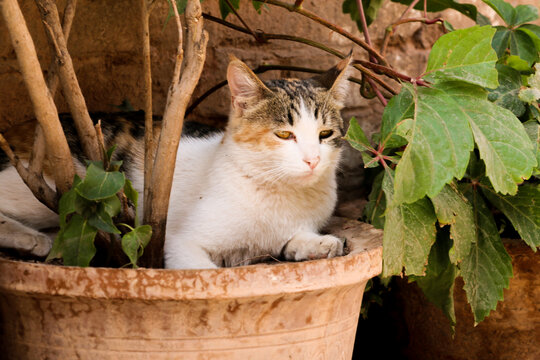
[141,0,209,268]
[141,0,154,211]
[31,0,78,175]
[35,0,102,162]
[1,0,74,193]
[0,133,58,210]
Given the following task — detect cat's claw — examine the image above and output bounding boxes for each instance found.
[283,232,344,262]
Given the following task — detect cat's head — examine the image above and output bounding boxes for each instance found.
[225,56,351,186]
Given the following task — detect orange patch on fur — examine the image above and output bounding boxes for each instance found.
[232,125,278,149]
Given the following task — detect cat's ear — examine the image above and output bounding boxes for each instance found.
[227,55,272,112]
[313,53,352,106]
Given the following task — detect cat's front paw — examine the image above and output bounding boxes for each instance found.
[283,232,344,262]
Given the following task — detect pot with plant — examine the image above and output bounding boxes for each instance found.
[0,0,385,359]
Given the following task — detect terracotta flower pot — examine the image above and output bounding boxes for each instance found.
[0,218,382,360]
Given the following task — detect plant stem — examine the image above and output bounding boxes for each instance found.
[1,0,75,194]
[355,0,372,49]
[355,59,430,87]
[253,0,388,66]
[141,0,208,268]
[35,0,102,163]
[30,0,78,176]
[141,0,154,215]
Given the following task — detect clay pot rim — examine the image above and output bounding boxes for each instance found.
[0,243,382,301]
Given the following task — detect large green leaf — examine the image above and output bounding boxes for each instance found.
[122,225,152,268]
[430,184,475,264]
[392,0,479,22]
[59,214,98,267]
[440,82,536,195]
[364,171,386,229]
[380,88,413,149]
[76,163,125,201]
[382,171,437,277]
[425,26,498,89]
[415,230,457,331]
[460,185,513,324]
[488,64,526,117]
[482,183,540,250]
[393,83,474,204]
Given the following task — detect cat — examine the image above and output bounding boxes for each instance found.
[0,56,351,269]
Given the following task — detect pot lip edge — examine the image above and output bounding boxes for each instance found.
[0,245,382,300]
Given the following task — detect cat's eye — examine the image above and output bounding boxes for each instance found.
[275,130,294,140]
[319,130,334,140]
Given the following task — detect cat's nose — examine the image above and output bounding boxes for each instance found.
[304,156,320,170]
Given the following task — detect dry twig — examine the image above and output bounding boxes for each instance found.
[141,0,209,268]
[1,0,75,194]
[35,0,101,162]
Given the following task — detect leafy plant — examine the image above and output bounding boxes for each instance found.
[47,148,151,268]
[347,0,539,326]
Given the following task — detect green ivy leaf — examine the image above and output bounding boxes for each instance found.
[438,82,536,196]
[518,24,540,49]
[252,0,262,13]
[415,230,457,331]
[382,171,437,277]
[76,163,125,201]
[523,120,540,174]
[380,88,413,150]
[219,0,240,20]
[88,203,121,234]
[513,5,539,26]
[425,26,498,89]
[430,184,476,264]
[59,214,98,267]
[393,83,474,205]
[488,64,526,117]
[364,171,386,229]
[344,117,372,152]
[122,225,152,268]
[509,29,539,66]
[123,179,139,209]
[482,183,540,250]
[102,194,122,218]
[58,175,82,227]
[491,27,510,58]
[482,0,516,26]
[460,185,513,324]
[505,55,533,73]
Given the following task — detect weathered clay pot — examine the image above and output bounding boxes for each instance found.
[0,218,382,360]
